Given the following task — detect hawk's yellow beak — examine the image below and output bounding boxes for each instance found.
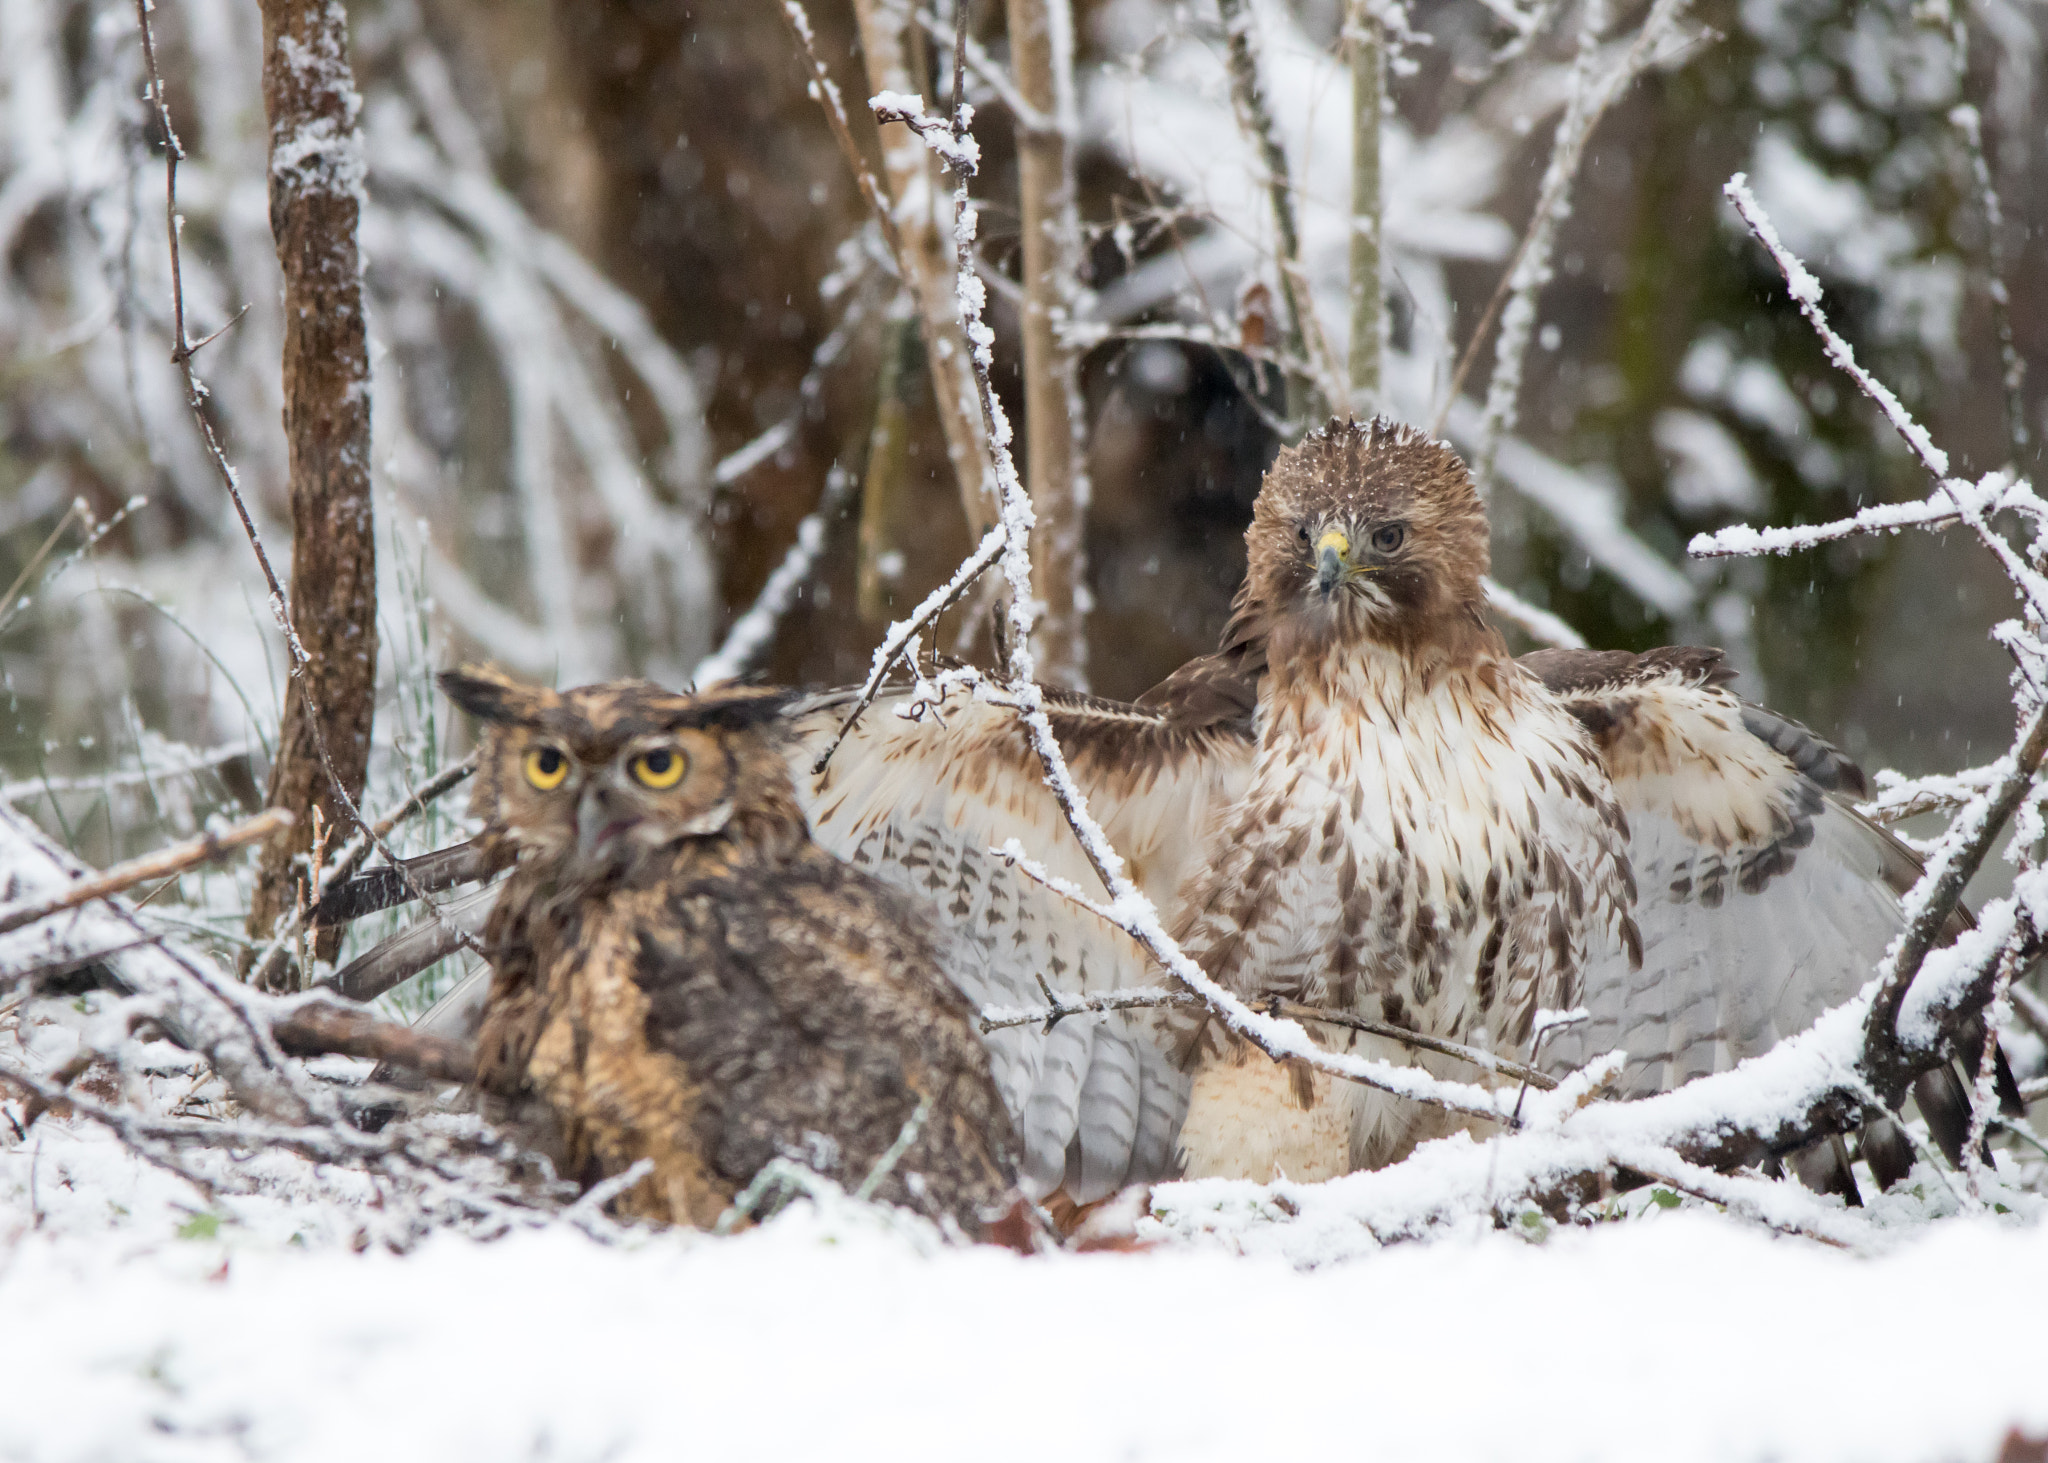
[1315,530,1350,594]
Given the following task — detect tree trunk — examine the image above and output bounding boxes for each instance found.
[244,0,378,984]
[1005,0,1089,689]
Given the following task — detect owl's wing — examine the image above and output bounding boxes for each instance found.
[1521,647,2006,1188]
[785,666,1256,1202]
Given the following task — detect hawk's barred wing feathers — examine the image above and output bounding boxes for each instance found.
[786,678,1254,1202]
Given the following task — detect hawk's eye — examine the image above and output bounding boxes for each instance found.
[522,746,570,791]
[630,748,686,789]
[1371,524,1405,554]
[1297,524,1311,545]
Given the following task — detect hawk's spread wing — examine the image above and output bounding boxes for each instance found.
[1518,648,1938,1094]
[786,670,1254,1201]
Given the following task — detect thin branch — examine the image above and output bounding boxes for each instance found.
[1688,471,2035,559]
[1858,761,2002,826]
[1963,943,2022,1198]
[1435,0,1696,460]
[776,1,904,261]
[2008,979,2048,1046]
[0,738,258,806]
[810,522,1007,776]
[1862,680,2048,1093]
[1703,180,2048,1137]
[1946,11,2026,468]
[693,464,859,685]
[1215,0,1338,424]
[848,0,1000,540]
[0,807,291,939]
[1724,175,2048,640]
[978,985,1560,1089]
[914,7,1056,135]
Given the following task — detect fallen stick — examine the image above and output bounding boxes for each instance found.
[270,998,476,1084]
[0,807,292,939]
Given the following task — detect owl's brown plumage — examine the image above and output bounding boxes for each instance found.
[440,667,1018,1232]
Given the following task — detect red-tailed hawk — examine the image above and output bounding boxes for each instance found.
[793,417,1990,1200]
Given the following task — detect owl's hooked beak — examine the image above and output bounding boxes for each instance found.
[576,782,638,862]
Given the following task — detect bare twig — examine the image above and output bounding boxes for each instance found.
[1963,944,2023,1198]
[1434,0,1696,459]
[0,738,257,807]
[1688,472,2036,559]
[694,464,859,686]
[913,7,1055,134]
[1667,180,2048,1181]
[978,985,1560,1089]
[848,0,999,541]
[811,522,1007,776]
[2008,980,2048,1045]
[1945,11,2026,468]
[776,1,904,261]
[1725,175,2048,644]
[0,808,291,940]
[1215,0,1337,425]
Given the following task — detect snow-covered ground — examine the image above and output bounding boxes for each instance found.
[5,992,2045,1463]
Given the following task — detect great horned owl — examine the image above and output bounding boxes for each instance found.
[439,666,1018,1232]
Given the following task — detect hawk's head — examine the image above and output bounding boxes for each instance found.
[1241,417,1490,662]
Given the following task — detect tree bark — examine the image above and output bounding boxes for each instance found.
[245,0,378,984]
[1005,0,1089,689]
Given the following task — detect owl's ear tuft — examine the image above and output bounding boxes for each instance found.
[671,684,797,734]
[439,665,556,727]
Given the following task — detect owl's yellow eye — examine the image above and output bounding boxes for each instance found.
[630,747,686,789]
[523,746,571,791]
